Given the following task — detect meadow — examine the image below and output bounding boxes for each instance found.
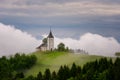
[25,51,114,77]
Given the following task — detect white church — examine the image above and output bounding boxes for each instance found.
[36,30,54,51]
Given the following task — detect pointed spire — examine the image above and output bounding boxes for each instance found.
[48,27,54,38]
[50,26,51,32]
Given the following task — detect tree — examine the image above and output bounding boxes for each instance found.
[57,66,64,80]
[112,58,120,80]
[115,52,120,56]
[42,38,47,44]
[51,71,57,80]
[37,72,42,80]
[57,42,65,51]
[65,47,69,51]
[70,63,77,77]
[0,56,13,80]
[43,69,51,80]
[96,70,109,80]
[15,72,24,79]
[25,75,36,80]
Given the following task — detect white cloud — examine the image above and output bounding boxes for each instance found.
[0,23,41,57]
[0,22,120,57]
[54,33,120,57]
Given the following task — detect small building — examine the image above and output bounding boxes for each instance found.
[36,30,54,51]
[36,43,47,51]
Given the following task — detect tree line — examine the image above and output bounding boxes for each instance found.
[0,53,37,80]
[24,57,120,80]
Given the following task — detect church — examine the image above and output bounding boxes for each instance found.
[36,30,54,51]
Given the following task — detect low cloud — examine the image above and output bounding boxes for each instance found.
[0,23,41,57]
[0,22,120,57]
[55,33,120,57]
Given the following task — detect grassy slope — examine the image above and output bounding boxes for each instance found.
[25,51,114,77]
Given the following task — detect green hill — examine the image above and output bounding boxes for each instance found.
[25,51,114,77]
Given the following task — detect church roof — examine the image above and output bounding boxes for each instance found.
[36,43,47,49]
[48,31,54,38]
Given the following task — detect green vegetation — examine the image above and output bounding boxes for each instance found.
[0,53,37,80]
[25,57,120,80]
[115,52,120,56]
[25,51,113,77]
[0,51,118,80]
[42,38,47,44]
[57,42,69,51]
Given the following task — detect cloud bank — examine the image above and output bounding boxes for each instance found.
[55,33,120,57]
[0,23,41,57]
[0,22,120,57]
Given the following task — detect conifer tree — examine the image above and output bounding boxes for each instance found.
[37,72,43,80]
[43,69,51,80]
[70,63,77,77]
[51,71,57,80]
[57,66,64,80]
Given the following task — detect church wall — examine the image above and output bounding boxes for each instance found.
[47,38,54,50]
[41,46,47,51]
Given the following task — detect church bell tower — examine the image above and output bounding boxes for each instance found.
[47,30,54,51]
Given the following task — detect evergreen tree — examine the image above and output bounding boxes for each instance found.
[98,58,109,72]
[70,63,77,77]
[57,66,64,80]
[63,65,70,79]
[43,69,51,80]
[37,72,43,80]
[76,66,81,75]
[113,58,120,80]
[51,71,57,80]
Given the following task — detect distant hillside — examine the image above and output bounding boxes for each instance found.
[25,51,115,77]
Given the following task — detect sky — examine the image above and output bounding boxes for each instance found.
[0,0,120,57]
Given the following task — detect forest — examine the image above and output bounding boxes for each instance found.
[0,53,37,80]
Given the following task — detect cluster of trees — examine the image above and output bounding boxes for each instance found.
[24,57,120,80]
[56,43,69,52]
[0,53,37,80]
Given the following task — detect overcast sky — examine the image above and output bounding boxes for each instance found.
[0,0,120,40]
[0,0,120,56]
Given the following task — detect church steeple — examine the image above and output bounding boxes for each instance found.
[48,30,54,38]
[48,27,54,38]
[47,28,54,51]
[36,28,54,51]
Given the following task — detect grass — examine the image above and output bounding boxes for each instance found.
[25,51,115,77]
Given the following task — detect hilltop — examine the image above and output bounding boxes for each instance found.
[25,51,115,77]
